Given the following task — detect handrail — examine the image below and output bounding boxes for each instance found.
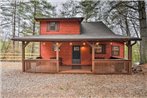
[24,59,58,61]
[93,59,130,61]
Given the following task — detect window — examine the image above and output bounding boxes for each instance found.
[48,22,58,31]
[112,46,120,56]
[74,47,80,51]
[95,44,106,54]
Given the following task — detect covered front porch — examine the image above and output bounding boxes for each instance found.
[21,41,134,74]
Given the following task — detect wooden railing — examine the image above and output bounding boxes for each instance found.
[93,59,131,74]
[0,53,39,61]
[24,59,59,73]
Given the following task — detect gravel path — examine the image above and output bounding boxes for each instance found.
[1,62,147,98]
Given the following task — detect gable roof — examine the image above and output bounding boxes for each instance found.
[81,22,123,37]
[12,22,141,42]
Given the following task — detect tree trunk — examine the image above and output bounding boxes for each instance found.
[125,17,131,37]
[12,0,16,59]
[31,1,36,56]
[138,1,147,64]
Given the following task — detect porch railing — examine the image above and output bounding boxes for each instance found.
[93,59,131,74]
[24,59,131,74]
[24,59,59,73]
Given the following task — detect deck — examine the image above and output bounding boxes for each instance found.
[24,59,131,74]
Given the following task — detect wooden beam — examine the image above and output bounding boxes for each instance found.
[86,42,97,47]
[87,41,96,73]
[92,46,95,72]
[23,41,30,48]
[56,47,59,72]
[86,42,93,47]
[127,41,132,74]
[128,41,132,60]
[131,41,137,46]
[56,46,59,60]
[22,41,25,72]
[21,41,30,72]
[54,42,62,72]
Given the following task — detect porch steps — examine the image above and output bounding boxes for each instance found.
[59,70,92,74]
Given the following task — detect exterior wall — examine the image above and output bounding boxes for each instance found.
[40,42,124,65]
[40,42,56,59]
[94,42,124,59]
[41,42,92,65]
[95,42,111,59]
[40,20,80,35]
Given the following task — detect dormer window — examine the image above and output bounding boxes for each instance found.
[48,22,59,31]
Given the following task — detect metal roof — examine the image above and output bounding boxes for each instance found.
[35,17,84,22]
[12,22,141,42]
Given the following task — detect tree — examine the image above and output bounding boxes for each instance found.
[102,1,139,36]
[102,1,147,63]
[138,1,147,64]
[79,0,100,22]
[0,0,56,58]
[59,0,80,17]
[0,0,15,55]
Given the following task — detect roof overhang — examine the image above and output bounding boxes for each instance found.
[11,35,141,42]
[35,17,84,22]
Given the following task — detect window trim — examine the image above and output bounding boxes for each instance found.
[47,21,59,32]
[112,46,120,56]
[95,44,106,54]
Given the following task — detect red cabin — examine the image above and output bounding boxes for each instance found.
[12,17,140,74]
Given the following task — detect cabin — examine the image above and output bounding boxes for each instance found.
[12,17,141,74]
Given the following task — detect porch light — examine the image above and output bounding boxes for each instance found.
[56,42,59,45]
[96,42,99,45]
[43,42,46,45]
[83,42,86,45]
[81,46,86,51]
[69,42,72,46]
[110,42,113,45]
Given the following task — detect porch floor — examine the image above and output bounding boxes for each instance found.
[59,65,92,71]
[59,70,92,74]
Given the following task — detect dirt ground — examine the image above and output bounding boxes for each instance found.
[1,62,147,98]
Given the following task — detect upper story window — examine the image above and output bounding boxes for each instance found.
[112,46,120,56]
[48,22,59,31]
[95,44,106,54]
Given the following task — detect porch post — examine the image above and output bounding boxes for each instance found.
[22,41,25,72]
[56,45,59,72]
[54,43,62,72]
[87,42,95,73]
[127,41,132,74]
[92,46,95,72]
[128,41,132,60]
[22,41,30,72]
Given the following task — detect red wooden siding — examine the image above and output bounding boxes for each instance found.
[41,42,92,65]
[40,20,80,35]
[40,42,124,65]
[95,42,111,59]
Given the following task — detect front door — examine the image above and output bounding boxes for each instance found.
[72,45,81,64]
